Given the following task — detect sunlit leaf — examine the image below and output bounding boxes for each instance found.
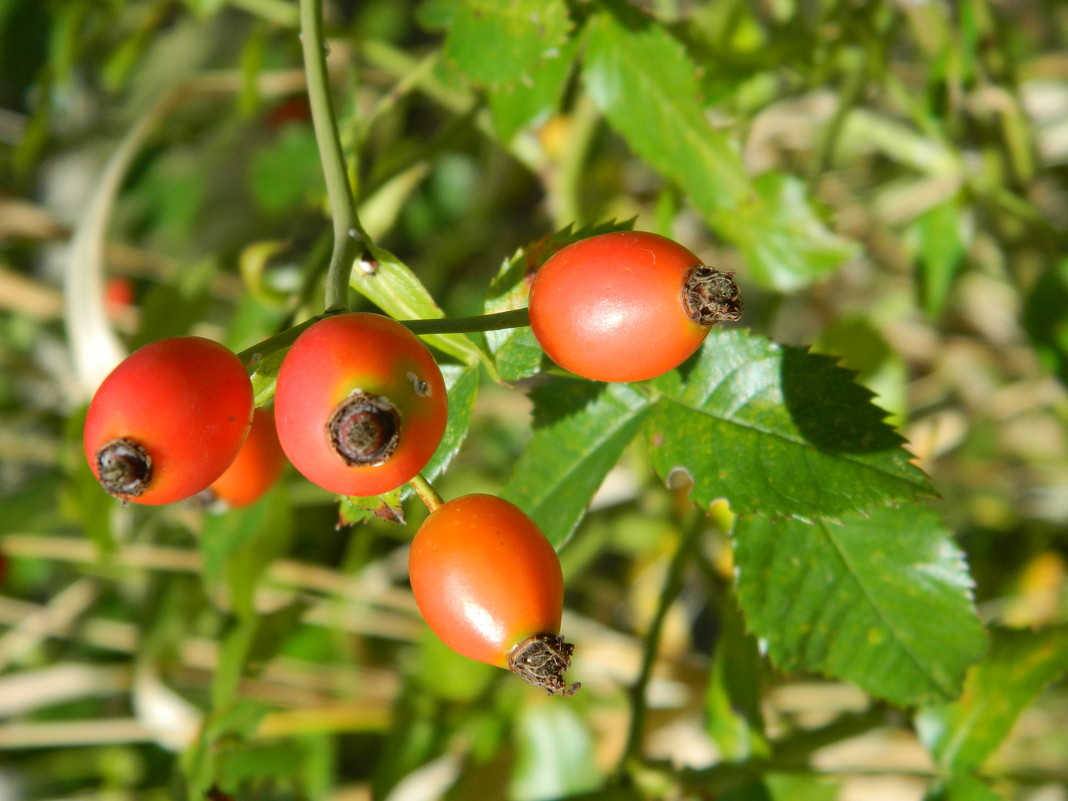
[733,505,986,706]
[487,36,577,142]
[914,195,968,317]
[924,774,1002,801]
[509,704,600,801]
[584,4,854,290]
[712,173,857,292]
[583,1,750,213]
[647,330,932,519]
[351,243,487,368]
[504,379,651,547]
[420,361,480,484]
[444,0,572,88]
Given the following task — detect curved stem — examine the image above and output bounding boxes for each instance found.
[300,0,366,313]
[237,308,531,371]
[408,474,444,514]
[551,95,600,229]
[398,308,530,335]
[619,520,702,771]
[235,313,327,367]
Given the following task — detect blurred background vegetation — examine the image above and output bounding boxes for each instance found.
[2,0,1068,799]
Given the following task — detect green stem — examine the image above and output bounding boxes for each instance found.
[552,95,600,229]
[619,520,702,771]
[236,314,326,368]
[409,474,444,513]
[237,308,531,371]
[300,0,366,313]
[398,308,530,335]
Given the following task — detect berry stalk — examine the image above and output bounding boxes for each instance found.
[299,0,366,313]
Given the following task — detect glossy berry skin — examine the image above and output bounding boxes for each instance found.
[528,231,710,382]
[273,313,447,497]
[208,407,287,508]
[83,337,254,505]
[409,494,563,669]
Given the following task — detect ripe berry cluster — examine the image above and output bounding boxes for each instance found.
[82,231,741,694]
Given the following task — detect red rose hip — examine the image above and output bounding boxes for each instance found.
[83,336,254,505]
[207,407,287,508]
[273,313,447,497]
[409,493,579,695]
[528,231,742,382]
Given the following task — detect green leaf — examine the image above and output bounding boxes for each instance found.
[583,1,751,214]
[483,243,545,382]
[200,488,292,620]
[351,243,487,368]
[583,4,854,290]
[914,195,967,317]
[508,704,600,801]
[244,600,312,676]
[719,780,773,801]
[924,774,1002,801]
[487,35,577,142]
[504,379,652,547]
[131,257,216,349]
[711,173,858,292]
[416,0,458,29]
[916,624,1068,772]
[812,316,908,428]
[732,505,986,706]
[492,326,546,384]
[646,330,932,519]
[1023,257,1068,388]
[340,487,404,527]
[706,599,769,761]
[248,346,287,407]
[249,125,322,216]
[421,361,480,484]
[444,0,572,88]
[765,774,840,801]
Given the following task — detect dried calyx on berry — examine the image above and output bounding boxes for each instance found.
[682,264,744,327]
[508,632,581,696]
[327,390,401,467]
[95,438,153,499]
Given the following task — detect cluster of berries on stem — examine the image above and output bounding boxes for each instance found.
[82,231,741,694]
